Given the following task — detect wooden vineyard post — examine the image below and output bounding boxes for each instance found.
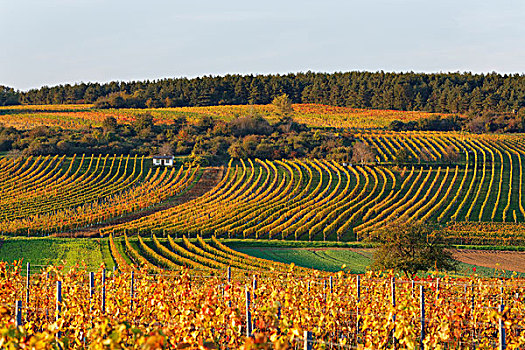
[15,300,22,327]
[26,262,30,305]
[89,272,94,299]
[471,283,476,347]
[252,275,257,330]
[56,281,62,321]
[420,285,425,349]
[89,272,94,312]
[130,270,135,311]
[56,281,62,340]
[101,269,106,314]
[245,286,252,337]
[391,277,396,305]
[252,275,257,300]
[357,275,361,301]
[329,276,333,294]
[356,275,361,341]
[391,277,396,349]
[499,304,506,350]
[304,330,313,350]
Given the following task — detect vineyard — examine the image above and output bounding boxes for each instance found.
[2,130,525,244]
[2,260,525,349]
[0,104,460,130]
[3,104,525,349]
[0,155,199,235]
[109,234,298,274]
[91,131,525,244]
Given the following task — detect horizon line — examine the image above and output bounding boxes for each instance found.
[7,69,525,92]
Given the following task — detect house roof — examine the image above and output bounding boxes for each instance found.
[153,155,175,160]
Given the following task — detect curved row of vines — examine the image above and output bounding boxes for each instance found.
[100,132,525,243]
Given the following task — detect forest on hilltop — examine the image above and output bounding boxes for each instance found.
[2,71,525,115]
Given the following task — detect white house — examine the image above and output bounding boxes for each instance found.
[152,155,175,167]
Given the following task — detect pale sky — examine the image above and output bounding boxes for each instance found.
[1,0,524,91]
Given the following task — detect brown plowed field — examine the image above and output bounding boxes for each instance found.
[451,249,525,273]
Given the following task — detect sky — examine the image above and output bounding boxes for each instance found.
[1,0,524,91]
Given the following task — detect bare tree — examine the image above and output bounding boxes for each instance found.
[158,143,173,156]
[442,145,459,164]
[351,142,376,164]
[419,147,432,163]
[6,149,22,159]
[466,116,487,134]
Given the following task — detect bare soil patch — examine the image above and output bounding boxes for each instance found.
[451,249,525,273]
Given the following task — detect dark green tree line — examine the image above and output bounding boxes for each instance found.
[0,86,20,106]
[15,71,525,115]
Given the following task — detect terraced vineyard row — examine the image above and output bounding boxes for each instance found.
[97,133,525,243]
[109,233,300,274]
[0,155,199,235]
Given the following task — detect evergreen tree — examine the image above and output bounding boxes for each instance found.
[0,86,20,106]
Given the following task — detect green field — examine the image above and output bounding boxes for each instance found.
[235,246,517,277]
[0,237,115,271]
[237,247,371,273]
